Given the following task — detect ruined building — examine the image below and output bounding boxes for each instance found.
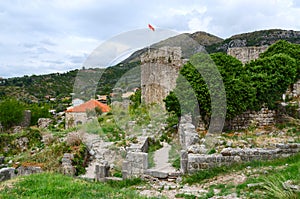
[227,46,268,64]
[141,46,186,106]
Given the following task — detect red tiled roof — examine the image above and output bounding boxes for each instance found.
[66,99,110,113]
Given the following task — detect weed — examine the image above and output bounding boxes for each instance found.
[262,174,299,199]
[175,193,197,199]
[208,148,216,154]
[168,141,181,170]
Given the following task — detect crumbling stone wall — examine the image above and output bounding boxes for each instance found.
[0,166,42,182]
[227,46,268,64]
[61,153,75,176]
[95,160,110,182]
[185,144,300,173]
[19,110,31,127]
[122,152,148,179]
[225,108,276,130]
[141,46,185,106]
[65,112,88,129]
[179,114,300,174]
[122,137,149,179]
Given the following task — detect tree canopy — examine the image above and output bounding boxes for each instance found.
[165,40,300,127]
[0,97,25,129]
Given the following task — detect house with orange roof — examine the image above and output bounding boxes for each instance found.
[65,99,110,129]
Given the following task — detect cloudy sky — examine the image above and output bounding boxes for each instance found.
[1,0,300,78]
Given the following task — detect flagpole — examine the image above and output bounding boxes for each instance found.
[148,24,155,60]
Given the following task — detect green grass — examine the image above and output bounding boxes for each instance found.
[235,157,300,199]
[183,152,300,185]
[0,173,155,199]
[261,174,299,199]
[168,141,181,170]
[148,138,163,168]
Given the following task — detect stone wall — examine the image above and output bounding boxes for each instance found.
[185,143,300,173]
[286,79,300,98]
[141,46,185,106]
[122,137,149,179]
[0,166,42,182]
[61,153,75,176]
[65,112,88,129]
[122,152,148,179]
[227,46,268,64]
[20,110,31,127]
[225,108,276,130]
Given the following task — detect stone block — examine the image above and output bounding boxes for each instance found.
[0,156,4,164]
[0,167,15,182]
[17,166,42,176]
[145,169,168,179]
[180,150,188,174]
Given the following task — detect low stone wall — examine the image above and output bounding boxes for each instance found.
[179,115,201,150]
[0,165,43,182]
[122,152,148,179]
[225,108,276,130]
[16,166,42,176]
[184,143,300,173]
[122,137,149,179]
[61,153,75,176]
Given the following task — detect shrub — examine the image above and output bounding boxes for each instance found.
[0,97,25,129]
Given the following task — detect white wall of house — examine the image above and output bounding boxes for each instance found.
[65,112,88,129]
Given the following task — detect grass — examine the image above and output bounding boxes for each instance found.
[261,174,299,199]
[148,138,163,168]
[181,152,300,198]
[168,141,181,170]
[0,173,156,199]
[183,152,300,185]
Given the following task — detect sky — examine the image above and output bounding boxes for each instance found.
[1,0,300,78]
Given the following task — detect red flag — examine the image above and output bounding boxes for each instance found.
[148,24,155,31]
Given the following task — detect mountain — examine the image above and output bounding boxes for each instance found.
[122,31,223,63]
[206,29,300,53]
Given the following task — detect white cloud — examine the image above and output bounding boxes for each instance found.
[0,0,300,78]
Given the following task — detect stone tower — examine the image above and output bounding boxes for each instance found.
[141,46,185,106]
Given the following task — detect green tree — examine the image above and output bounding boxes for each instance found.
[28,103,51,126]
[164,43,299,129]
[245,53,297,109]
[259,40,300,79]
[210,53,256,118]
[129,89,141,110]
[0,98,25,129]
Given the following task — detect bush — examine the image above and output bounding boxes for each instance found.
[0,97,25,129]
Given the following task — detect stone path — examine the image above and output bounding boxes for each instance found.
[153,142,175,172]
[145,142,178,178]
[79,132,114,180]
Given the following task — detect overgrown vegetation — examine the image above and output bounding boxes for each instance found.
[0,97,25,129]
[165,40,300,127]
[0,128,43,156]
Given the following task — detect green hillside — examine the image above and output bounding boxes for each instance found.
[0,62,140,104]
